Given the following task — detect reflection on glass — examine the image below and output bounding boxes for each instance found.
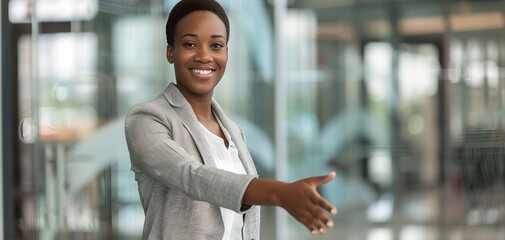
[365,42,393,102]
[367,228,393,240]
[37,33,98,141]
[9,0,98,23]
[398,44,439,99]
[400,225,438,240]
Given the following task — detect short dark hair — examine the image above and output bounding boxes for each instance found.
[165,0,230,46]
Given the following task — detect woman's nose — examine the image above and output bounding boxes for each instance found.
[194,46,212,63]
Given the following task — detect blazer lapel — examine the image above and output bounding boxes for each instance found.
[212,100,257,175]
[162,83,256,175]
[162,83,217,168]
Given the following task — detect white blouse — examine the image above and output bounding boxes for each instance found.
[198,121,247,240]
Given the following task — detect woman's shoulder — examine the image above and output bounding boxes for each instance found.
[125,94,177,125]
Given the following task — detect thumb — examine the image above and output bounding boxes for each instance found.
[311,171,336,187]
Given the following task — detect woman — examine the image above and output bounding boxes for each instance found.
[125,0,337,239]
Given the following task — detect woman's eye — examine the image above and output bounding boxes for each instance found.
[184,42,196,47]
[211,43,224,49]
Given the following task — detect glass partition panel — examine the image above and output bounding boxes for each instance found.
[286,0,505,240]
[13,0,275,239]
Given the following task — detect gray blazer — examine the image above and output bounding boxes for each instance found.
[125,83,260,240]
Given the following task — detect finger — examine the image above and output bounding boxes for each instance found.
[305,218,324,236]
[311,218,326,236]
[319,226,327,235]
[308,204,333,230]
[310,171,336,187]
[304,203,335,230]
[316,207,333,228]
[317,196,338,216]
[308,224,319,236]
[301,205,326,234]
[306,188,337,216]
[300,210,322,235]
[300,217,319,236]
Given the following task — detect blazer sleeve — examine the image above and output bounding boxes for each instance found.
[124,102,256,213]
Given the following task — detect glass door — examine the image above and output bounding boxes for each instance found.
[12,0,168,239]
[10,0,277,239]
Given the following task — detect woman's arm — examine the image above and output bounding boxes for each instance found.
[242,172,337,236]
[127,101,337,235]
[125,102,256,212]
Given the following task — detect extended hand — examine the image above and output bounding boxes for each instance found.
[277,172,337,235]
[242,172,338,236]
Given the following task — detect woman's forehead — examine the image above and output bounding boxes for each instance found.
[175,11,227,37]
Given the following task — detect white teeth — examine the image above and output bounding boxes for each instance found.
[192,69,212,75]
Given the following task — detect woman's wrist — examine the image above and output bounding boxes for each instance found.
[243,178,287,207]
[271,180,289,207]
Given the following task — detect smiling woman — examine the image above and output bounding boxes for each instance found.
[167,10,228,113]
[124,0,337,239]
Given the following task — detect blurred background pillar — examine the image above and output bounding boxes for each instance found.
[274,0,288,239]
[0,0,3,238]
[2,0,13,238]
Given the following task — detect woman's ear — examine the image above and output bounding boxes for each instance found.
[166,45,174,64]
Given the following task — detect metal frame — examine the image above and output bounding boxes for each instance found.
[274,0,288,239]
[0,0,3,237]
[2,0,13,238]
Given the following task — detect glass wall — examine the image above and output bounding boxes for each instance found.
[8,0,277,239]
[3,0,505,239]
[283,0,505,239]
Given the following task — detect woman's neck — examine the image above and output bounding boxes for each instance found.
[176,85,215,122]
[188,98,214,123]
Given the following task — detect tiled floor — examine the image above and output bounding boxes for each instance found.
[260,185,505,240]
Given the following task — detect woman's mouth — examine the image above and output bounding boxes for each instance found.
[192,69,213,74]
[191,68,215,78]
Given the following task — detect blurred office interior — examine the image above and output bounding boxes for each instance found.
[2,0,505,239]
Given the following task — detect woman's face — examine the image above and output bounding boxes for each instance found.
[167,10,228,99]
